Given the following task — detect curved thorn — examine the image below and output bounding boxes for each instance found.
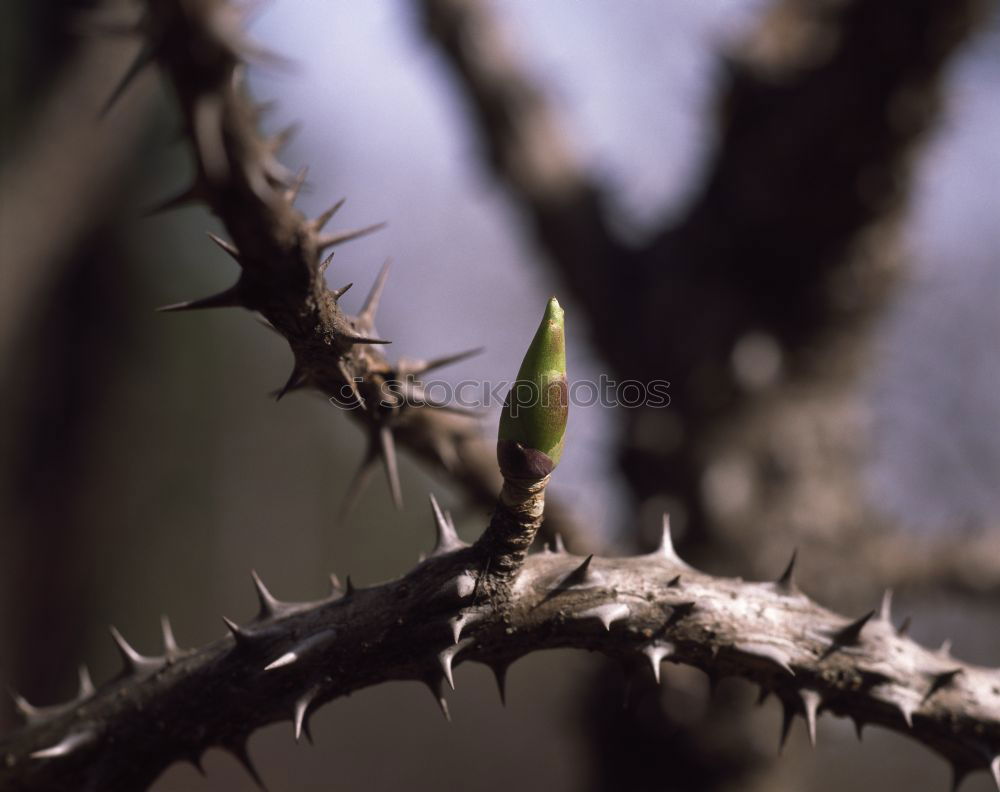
[438,639,473,691]
[577,603,630,631]
[109,626,163,674]
[779,699,795,752]
[222,617,254,648]
[989,755,999,792]
[342,333,392,345]
[30,730,95,759]
[293,687,319,743]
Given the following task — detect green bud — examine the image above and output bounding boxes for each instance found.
[498,297,568,479]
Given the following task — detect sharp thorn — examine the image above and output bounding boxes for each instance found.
[159,614,179,655]
[156,284,242,313]
[879,589,893,623]
[109,626,163,674]
[285,166,309,204]
[250,570,283,620]
[775,548,799,593]
[228,741,268,791]
[437,640,473,691]
[311,198,346,231]
[779,699,795,752]
[206,232,241,261]
[317,222,386,251]
[359,259,391,327]
[101,45,154,117]
[423,676,450,722]
[576,603,630,631]
[429,493,466,555]
[293,687,319,743]
[76,665,95,699]
[275,363,307,401]
[403,347,485,377]
[800,689,820,747]
[331,282,354,300]
[29,730,95,759]
[642,642,674,684]
[222,617,254,648]
[378,425,403,510]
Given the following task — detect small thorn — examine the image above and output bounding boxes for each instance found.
[264,629,337,672]
[156,284,242,313]
[250,570,284,620]
[851,717,865,741]
[318,251,334,275]
[227,741,268,791]
[429,494,466,556]
[898,701,915,729]
[403,347,485,377]
[438,639,473,690]
[143,183,203,216]
[756,686,770,706]
[923,668,963,702]
[285,166,309,204]
[779,699,795,752]
[655,513,683,563]
[951,762,971,792]
[559,554,603,589]
[550,533,566,554]
[293,687,319,743]
[734,642,794,676]
[311,198,346,231]
[642,642,674,684]
[275,363,307,401]
[667,574,682,587]
[897,616,912,636]
[879,589,893,623]
[489,662,509,706]
[160,615,179,659]
[378,426,403,510]
[265,123,299,155]
[29,730,95,759]
[358,259,391,327]
[10,689,39,724]
[423,677,451,721]
[328,574,343,596]
[101,45,154,116]
[988,755,999,792]
[342,333,391,345]
[576,603,630,631]
[800,689,820,747]
[317,222,386,251]
[344,576,356,597]
[206,232,241,261]
[938,639,953,658]
[774,549,799,593]
[826,610,875,652]
[109,626,163,674]
[331,282,354,300]
[76,665,95,699]
[222,617,254,648]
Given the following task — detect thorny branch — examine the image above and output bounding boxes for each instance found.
[1,2,998,791]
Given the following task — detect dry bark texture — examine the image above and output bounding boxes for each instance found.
[1,1,998,791]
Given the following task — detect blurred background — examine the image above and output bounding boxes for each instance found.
[1,0,998,790]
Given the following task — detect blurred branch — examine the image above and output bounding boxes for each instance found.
[0,27,153,369]
[416,0,991,585]
[2,515,998,790]
[418,0,632,317]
